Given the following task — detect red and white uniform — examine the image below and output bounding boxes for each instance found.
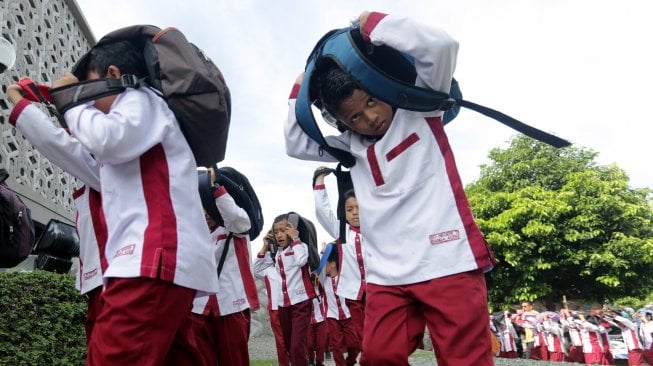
[542,319,567,361]
[10,100,105,294]
[323,276,351,321]
[286,12,494,365]
[254,266,289,366]
[313,186,366,300]
[285,14,494,288]
[561,317,584,363]
[192,186,259,316]
[499,316,519,357]
[581,320,605,364]
[64,87,219,292]
[254,240,317,307]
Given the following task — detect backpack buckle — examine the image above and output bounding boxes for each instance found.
[120,74,140,88]
[438,98,456,111]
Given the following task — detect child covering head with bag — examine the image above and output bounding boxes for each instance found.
[285,11,495,366]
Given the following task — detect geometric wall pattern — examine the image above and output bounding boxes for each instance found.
[0,0,94,225]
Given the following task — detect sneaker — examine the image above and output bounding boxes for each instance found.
[325,350,332,360]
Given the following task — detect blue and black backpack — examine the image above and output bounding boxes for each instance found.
[297,26,571,243]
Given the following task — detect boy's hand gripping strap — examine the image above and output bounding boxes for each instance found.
[17,78,68,129]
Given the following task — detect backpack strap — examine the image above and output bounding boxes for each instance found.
[217,232,232,277]
[49,75,147,115]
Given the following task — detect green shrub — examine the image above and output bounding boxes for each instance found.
[0,271,87,365]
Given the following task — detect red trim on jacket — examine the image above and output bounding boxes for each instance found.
[140,144,179,281]
[426,116,494,268]
[361,12,388,42]
[386,133,420,162]
[366,144,385,186]
[213,185,227,198]
[289,83,300,99]
[9,99,32,126]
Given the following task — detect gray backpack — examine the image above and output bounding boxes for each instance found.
[49,25,231,167]
[0,169,35,268]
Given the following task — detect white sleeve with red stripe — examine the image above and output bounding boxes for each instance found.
[10,100,100,190]
[213,185,251,236]
[313,185,340,239]
[362,12,458,94]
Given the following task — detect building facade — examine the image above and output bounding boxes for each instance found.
[1,0,95,230]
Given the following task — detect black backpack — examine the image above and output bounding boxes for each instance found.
[312,165,353,244]
[198,166,264,241]
[287,212,320,273]
[48,25,231,167]
[0,169,35,268]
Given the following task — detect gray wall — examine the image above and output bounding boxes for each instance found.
[0,0,95,226]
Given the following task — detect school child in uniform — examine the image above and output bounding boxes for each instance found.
[530,321,549,361]
[637,311,653,365]
[318,244,361,366]
[7,84,107,342]
[541,312,567,362]
[254,245,290,366]
[308,295,329,366]
[255,214,317,366]
[579,313,607,365]
[191,170,259,366]
[40,40,219,365]
[560,310,585,363]
[498,312,519,359]
[313,168,366,352]
[599,318,616,365]
[614,314,646,366]
[285,10,495,366]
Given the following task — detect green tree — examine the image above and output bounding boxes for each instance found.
[467,136,653,310]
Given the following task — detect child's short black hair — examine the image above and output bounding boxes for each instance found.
[344,188,356,201]
[83,40,147,80]
[314,60,359,124]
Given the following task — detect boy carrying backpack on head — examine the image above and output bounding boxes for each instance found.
[190,167,259,366]
[9,39,220,365]
[285,11,495,366]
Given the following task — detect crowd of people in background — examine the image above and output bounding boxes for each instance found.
[491,300,653,365]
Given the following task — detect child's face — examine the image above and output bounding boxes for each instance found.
[273,220,291,249]
[344,196,359,228]
[326,260,338,278]
[335,89,393,137]
[86,70,118,114]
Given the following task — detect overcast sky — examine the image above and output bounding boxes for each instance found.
[75,0,653,247]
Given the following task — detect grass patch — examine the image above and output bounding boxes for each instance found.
[250,360,278,366]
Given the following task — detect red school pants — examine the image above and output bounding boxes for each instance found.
[360,270,493,366]
[328,317,361,366]
[270,309,290,366]
[308,320,329,365]
[86,277,202,366]
[278,299,313,366]
[85,287,104,344]
[191,309,251,366]
[345,298,365,351]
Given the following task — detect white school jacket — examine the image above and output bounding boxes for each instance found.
[311,297,326,324]
[255,266,283,312]
[10,100,104,294]
[285,12,494,286]
[254,241,316,307]
[192,186,259,316]
[64,87,218,292]
[323,275,351,321]
[614,316,642,351]
[580,321,605,353]
[313,185,366,300]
